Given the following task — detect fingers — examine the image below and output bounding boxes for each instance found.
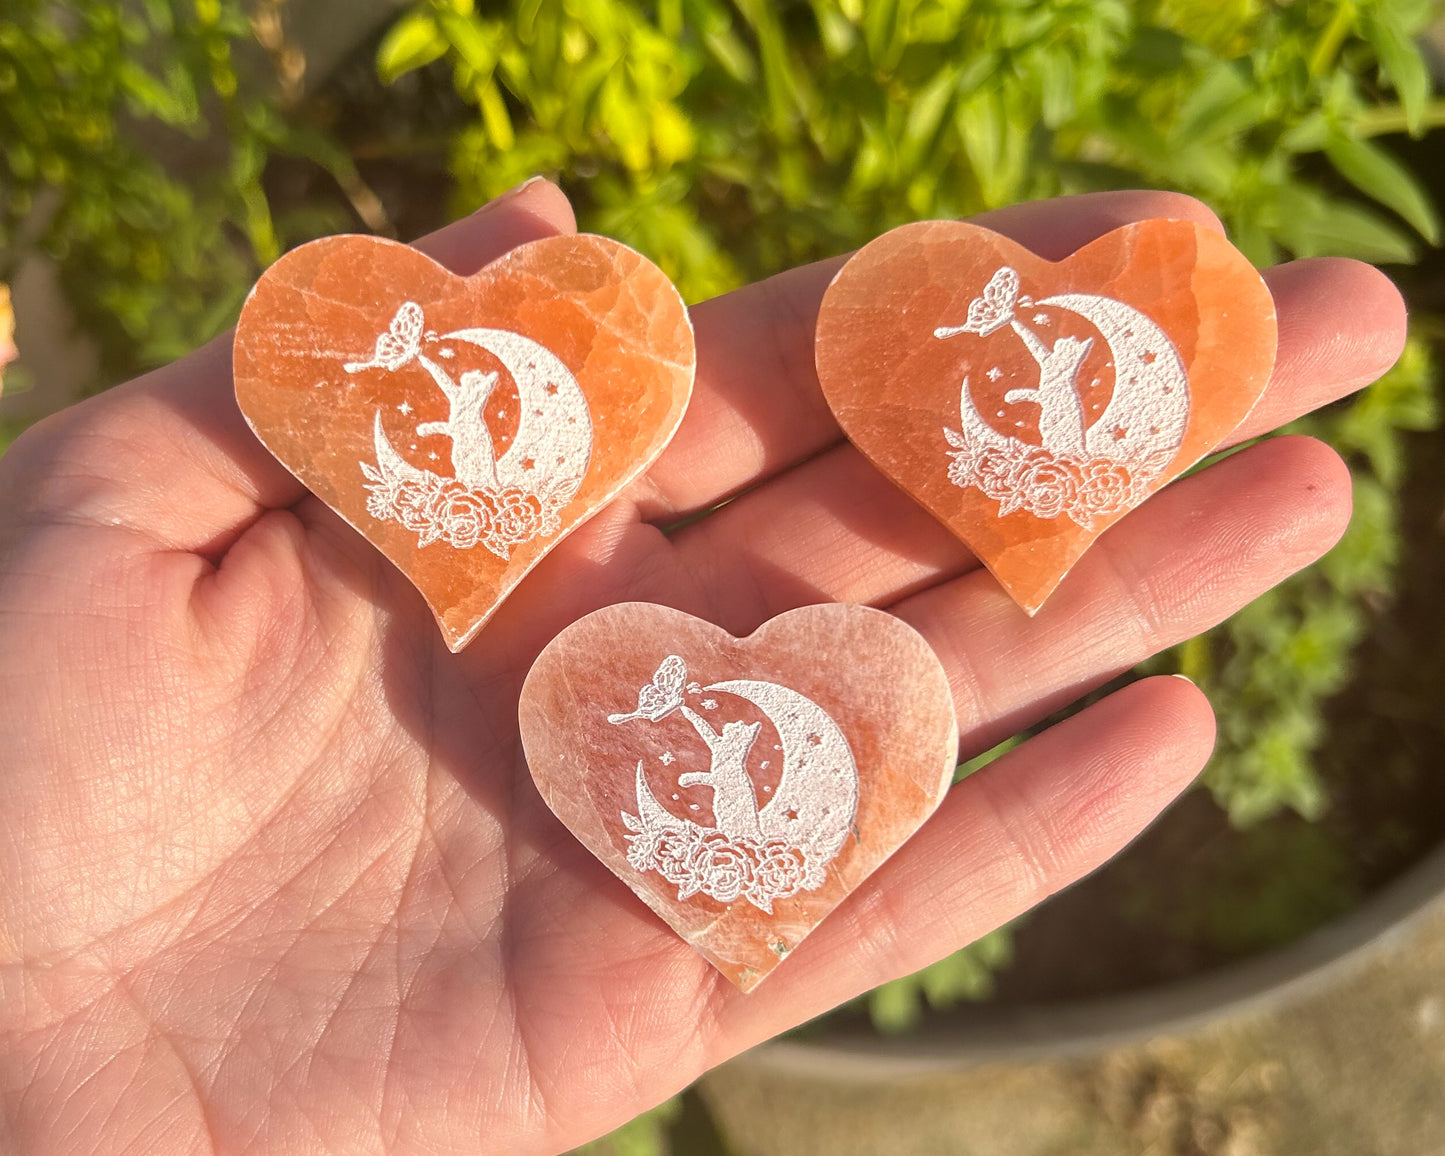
[665,252,1404,624]
[635,190,1228,521]
[715,674,1215,1041]
[899,434,1350,755]
[410,177,576,271]
[669,443,972,634]
[638,197,1405,528]
[1231,257,1408,442]
[3,180,577,557]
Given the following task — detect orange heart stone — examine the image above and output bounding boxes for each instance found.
[815,219,1277,613]
[234,234,695,650]
[519,602,959,991]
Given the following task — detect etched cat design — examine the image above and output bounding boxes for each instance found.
[610,655,859,912]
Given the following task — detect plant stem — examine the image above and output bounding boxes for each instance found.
[1356,99,1445,137]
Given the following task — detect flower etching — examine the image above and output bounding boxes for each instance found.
[1077,458,1135,517]
[346,302,593,559]
[1015,450,1084,520]
[611,656,859,913]
[936,265,1190,526]
[686,832,755,902]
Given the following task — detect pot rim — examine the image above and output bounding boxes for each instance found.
[739,833,1445,1080]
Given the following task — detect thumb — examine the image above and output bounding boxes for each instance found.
[3,179,579,559]
[414,177,578,274]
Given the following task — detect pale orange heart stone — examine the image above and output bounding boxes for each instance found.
[234,233,695,650]
[815,219,1277,613]
[519,602,959,991]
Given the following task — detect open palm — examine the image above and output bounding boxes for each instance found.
[0,181,1405,1154]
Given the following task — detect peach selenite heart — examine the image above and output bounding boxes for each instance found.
[234,233,695,650]
[519,602,959,991]
[815,218,1277,613]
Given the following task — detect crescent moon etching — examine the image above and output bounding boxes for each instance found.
[609,655,859,913]
[934,265,1189,528]
[347,300,594,559]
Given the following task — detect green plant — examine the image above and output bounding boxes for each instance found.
[0,0,357,380]
[1163,334,1439,824]
[379,0,1442,305]
[568,1095,682,1156]
[371,0,1441,836]
[864,925,1015,1033]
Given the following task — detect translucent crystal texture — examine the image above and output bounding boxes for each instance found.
[519,602,959,991]
[815,218,1277,613]
[234,233,695,650]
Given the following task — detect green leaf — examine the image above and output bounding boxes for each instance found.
[812,2,857,59]
[1174,60,1265,142]
[868,976,923,1034]
[435,9,498,78]
[477,77,514,150]
[1362,10,1431,135]
[862,0,899,63]
[1325,134,1440,243]
[1274,187,1418,263]
[571,1096,680,1156]
[1280,111,1331,153]
[376,10,447,85]
[865,928,1016,1033]
[899,65,956,167]
[116,59,195,126]
[700,22,756,84]
[1122,25,1186,74]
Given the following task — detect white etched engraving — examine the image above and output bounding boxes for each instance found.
[934,266,1189,528]
[346,302,593,558]
[610,656,859,913]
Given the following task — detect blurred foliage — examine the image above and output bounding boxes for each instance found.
[1,1,1442,1112]
[381,0,1445,301]
[864,925,1014,1033]
[568,1095,682,1156]
[0,0,357,377]
[1158,336,1439,825]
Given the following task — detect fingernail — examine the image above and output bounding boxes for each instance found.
[1170,673,1196,685]
[487,176,545,208]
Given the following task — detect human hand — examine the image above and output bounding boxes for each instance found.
[0,181,1405,1154]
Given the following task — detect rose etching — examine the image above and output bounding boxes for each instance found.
[609,656,859,913]
[344,301,593,559]
[935,265,1191,528]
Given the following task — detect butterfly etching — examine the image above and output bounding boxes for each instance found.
[609,656,859,913]
[344,301,595,558]
[346,300,427,373]
[935,266,1190,528]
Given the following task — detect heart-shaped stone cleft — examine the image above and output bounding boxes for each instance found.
[815,218,1277,613]
[234,233,696,651]
[519,602,960,991]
